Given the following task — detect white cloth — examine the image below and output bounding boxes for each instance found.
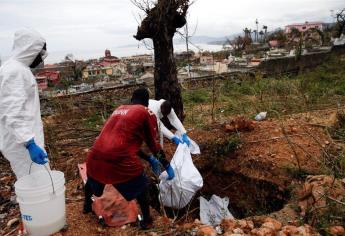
[0,28,48,179]
[148,99,187,144]
[159,143,203,209]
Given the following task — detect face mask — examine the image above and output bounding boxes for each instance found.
[29,45,48,69]
[29,54,43,69]
[40,49,48,60]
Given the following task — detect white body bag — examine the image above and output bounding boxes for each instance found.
[159,143,203,209]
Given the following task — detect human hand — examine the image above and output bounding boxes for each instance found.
[182,133,190,146]
[25,139,48,165]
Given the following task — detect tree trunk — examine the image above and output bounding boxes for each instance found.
[152,33,184,120]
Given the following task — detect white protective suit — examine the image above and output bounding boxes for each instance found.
[148,99,187,145]
[0,29,49,179]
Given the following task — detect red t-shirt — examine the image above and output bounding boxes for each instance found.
[87,104,161,184]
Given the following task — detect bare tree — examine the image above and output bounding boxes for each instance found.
[133,0,190,119]
[228,36,251,56]
[333,8,345,38]
[64,54,85,81]
[268,29,287,48]
[243,27,252,41]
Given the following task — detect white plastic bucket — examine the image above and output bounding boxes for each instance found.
[15,170,66,236]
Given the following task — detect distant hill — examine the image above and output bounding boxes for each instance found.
[174,35,236,45]
[117,34,240,49]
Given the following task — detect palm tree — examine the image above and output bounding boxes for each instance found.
[263,25,268,42]
[259,31,264,43]
[253,30,258,43]
[255,19,259,42]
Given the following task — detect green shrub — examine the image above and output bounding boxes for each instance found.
[183,89,209,104]
[213,135,241,156]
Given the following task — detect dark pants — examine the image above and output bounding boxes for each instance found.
[84,173,151,223]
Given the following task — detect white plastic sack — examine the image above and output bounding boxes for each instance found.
[200,195,234,226]
[175,131,201,155]
[255,111,267,121]
[189,139,201,155]
[159,143,203,209]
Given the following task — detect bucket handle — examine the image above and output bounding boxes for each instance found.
[29,162,55,194]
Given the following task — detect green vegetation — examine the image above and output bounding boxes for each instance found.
[183,89,209,104]
[213,134,241,156]
[183,56,345,126]
[83,112,104,129]
[309,200,345,235]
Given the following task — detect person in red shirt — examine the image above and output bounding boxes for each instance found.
[84,88,174,229]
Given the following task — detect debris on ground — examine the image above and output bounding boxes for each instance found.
[298,175,345,216]
[200,195,234,226]
[225,116,255,133]
[329,226,345,236]
[178,217,321,236]
[255,112,267,121]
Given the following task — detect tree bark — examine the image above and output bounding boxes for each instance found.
[133,0,189,120]
[152,32,184,120]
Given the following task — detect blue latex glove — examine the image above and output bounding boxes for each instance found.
[25,139,48,165]
[171,136,182,145]
[148,156,161,175]
[165,164,175,180]
[182,133,191,146]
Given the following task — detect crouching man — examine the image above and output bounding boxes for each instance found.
[84,88,174,229]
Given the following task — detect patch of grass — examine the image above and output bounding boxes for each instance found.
[335,82,345,95]
[185,55,345,123]
[183,89,210,104]
[213,134,241,156]
[83,112,104,129]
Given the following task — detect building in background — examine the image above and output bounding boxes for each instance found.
[36,71,61,86]
[285,22,324,34]
[100,49,120,66]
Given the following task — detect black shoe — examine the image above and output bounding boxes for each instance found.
[138,217,153,230]
[83,203,92,214]
[98,216,107,227]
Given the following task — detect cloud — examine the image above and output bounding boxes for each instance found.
[0,0,343,63]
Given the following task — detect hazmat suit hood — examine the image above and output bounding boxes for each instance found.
[10,28,46,67]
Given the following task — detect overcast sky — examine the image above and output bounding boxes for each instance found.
[0,0,343,63]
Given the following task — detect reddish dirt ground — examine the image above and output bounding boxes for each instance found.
[0,109,339,235]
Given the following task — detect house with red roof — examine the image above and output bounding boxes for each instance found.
[36,71,61,86]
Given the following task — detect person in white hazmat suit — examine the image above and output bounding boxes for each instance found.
[0,28,49,179]
[148,99,191,146]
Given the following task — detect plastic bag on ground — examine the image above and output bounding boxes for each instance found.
[92,185,139,227]
[78,163,138,227]
[159,143,203,209]
[200,195,234,226]
[255,112,267,121]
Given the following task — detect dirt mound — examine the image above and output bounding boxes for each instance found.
[191,115,330,186]
[225,116,255,133]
